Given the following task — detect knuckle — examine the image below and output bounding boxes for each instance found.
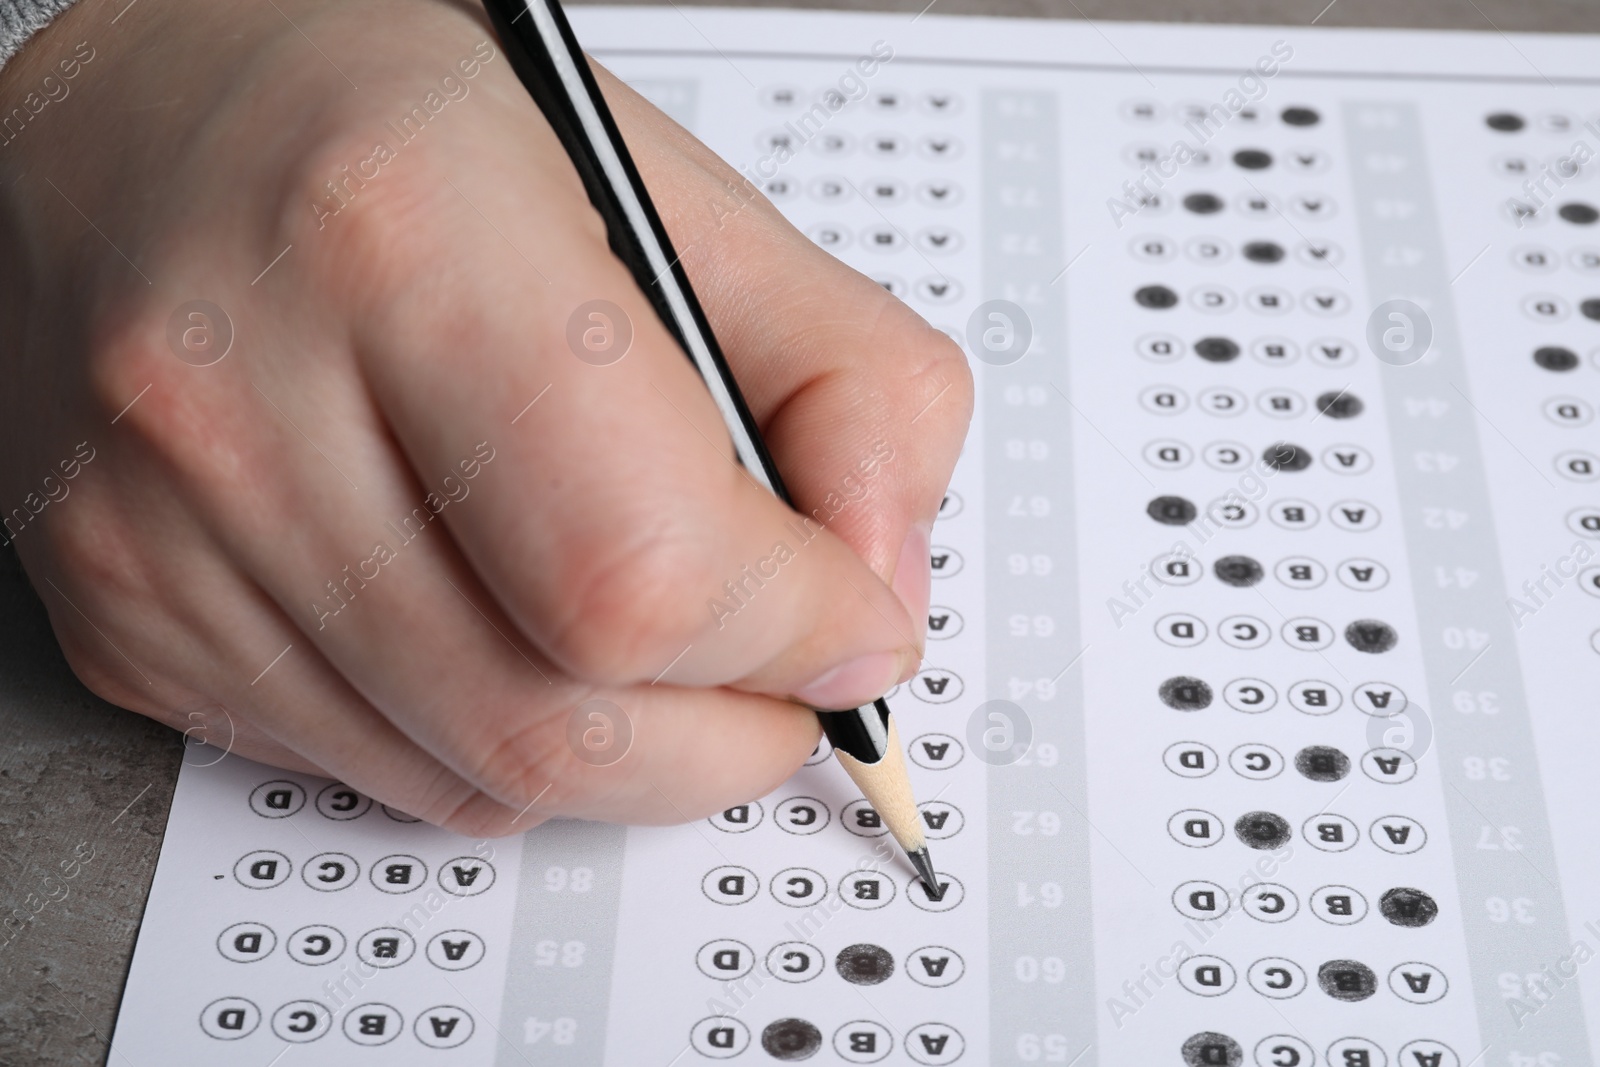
[84,306,178,426]
[33,507,192,728]
[436,795,544,840]
[545,528,720,682]
[875,309,975,489]
[900,315,975,425]
[174,701,239,752]
[41,490,150,608]
[85,307,241,487]
[54,627,146,713]
[368,757,542,838]
[281,129,450,300]
[416,775,514,838]
[460,710,579,819]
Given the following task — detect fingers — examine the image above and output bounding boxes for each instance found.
[220,605,822,831]
[338,138,919,708]
[87,201,880,827]
[223,541,823,828]
[121,489,820,828]
[598,66,974,645]
[202,614,519,834]
[23,472,508,822]
[446,679,822,827]
[32,443,820,833]
[8,0,965,850]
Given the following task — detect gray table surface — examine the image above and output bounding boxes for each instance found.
[4,0,1598,1062]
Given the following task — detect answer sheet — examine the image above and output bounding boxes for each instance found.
[111,7,1600,1065]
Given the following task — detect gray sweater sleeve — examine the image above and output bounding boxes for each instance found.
[0,0,79,68]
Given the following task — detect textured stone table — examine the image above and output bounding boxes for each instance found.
[3,0,1597,1062]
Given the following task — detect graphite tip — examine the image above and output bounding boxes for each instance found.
[907,845,943,901]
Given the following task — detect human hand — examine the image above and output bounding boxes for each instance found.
[0,0,972,835]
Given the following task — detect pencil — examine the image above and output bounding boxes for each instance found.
[481,0,939,895]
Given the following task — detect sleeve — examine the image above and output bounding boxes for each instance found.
[1,0,79,69]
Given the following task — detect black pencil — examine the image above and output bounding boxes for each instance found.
[481,0,938,893]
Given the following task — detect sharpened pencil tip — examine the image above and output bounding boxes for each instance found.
[908,846,942,900]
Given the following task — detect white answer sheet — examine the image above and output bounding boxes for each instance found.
[110,7,1600,1065]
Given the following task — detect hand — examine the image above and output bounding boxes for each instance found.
[0,0,972,835]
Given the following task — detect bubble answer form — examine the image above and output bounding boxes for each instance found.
[111,7,1600,1064]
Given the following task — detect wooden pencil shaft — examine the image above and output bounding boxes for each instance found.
[832,717,925,853]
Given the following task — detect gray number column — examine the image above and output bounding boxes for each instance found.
[495,821,627,1066]
[981,89,1098,1064]
[491,71,699,1067]
[1344,100,1591,1062]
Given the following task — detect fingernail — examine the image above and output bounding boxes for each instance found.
[794,651,907,711]
[892,522,933,651]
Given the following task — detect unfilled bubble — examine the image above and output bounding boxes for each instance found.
[1365,298,1432,366]
[965,699,1032,766]
[166,300,234,366]
[567,698,633,766]
[965,299,1032,366]
[566,299,633,366]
